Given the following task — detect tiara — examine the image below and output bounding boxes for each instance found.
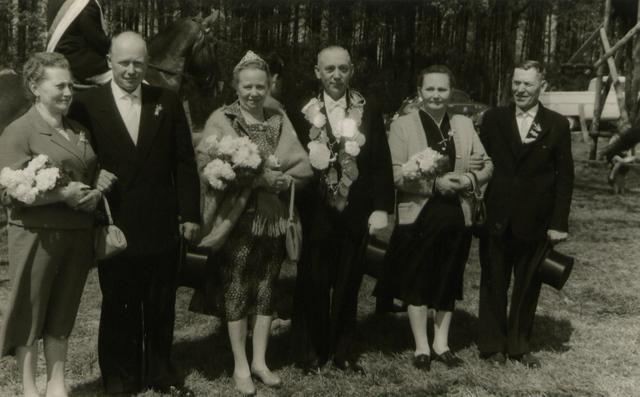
[234,50,266,71]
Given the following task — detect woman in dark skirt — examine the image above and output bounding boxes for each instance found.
[378,65,492,370]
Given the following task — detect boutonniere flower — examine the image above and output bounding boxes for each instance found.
[78,131,88,144]
[448,129,455,138]
[531,122,542,134]
[154,104,163,117]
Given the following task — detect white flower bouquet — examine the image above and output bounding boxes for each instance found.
[401,147,449,181]
[0,154,66,204]
[200,135,263,190]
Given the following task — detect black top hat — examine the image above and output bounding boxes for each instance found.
[533,240,575,290]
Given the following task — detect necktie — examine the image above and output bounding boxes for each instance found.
[519,113,532,143]
[327,98,346,113]
[327,98,346,135]
[123,94,139,144]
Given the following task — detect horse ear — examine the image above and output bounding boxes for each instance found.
[204,9,220,26]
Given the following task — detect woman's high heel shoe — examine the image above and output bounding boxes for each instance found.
[233,374,256,396]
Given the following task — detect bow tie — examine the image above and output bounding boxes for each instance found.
[326,97,347,113]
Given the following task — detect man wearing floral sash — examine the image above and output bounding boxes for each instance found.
[291,45,394,373]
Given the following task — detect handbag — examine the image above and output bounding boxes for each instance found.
[285,182,302,261]
[469,172,486,227]
[95,196,127,260]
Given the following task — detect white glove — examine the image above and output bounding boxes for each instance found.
[368,210,389,235]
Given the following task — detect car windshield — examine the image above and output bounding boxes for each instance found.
[450,89,471,103]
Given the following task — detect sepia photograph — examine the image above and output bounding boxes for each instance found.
[0,0,639,396]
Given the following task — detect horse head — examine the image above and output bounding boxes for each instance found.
[146,11,219,94]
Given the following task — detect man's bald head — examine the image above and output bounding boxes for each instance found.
[107,31,148,92]
[316,45,351,66]
[110,31,147,56]
[315,45,353,100]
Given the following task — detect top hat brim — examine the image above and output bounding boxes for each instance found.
[534,239,574,290]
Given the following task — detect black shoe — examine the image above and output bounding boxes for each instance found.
[375,302,407,315]
[152,385,196,397]
[333,358,365,374]
[301,360,322,375]
[480,352,506,365]
[432,350,464,368]
[412,354,431,371]
[510,353,541,369]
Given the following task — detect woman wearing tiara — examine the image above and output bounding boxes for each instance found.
[193,51,312,395]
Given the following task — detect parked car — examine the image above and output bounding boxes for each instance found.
[391,89,489,129]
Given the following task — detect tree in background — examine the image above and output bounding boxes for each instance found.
[0,0,610,111]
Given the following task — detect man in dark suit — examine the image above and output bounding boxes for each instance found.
[290,46,395,373]
[47,0,110,85]
[69,32,200,396]
[478,60,574,368]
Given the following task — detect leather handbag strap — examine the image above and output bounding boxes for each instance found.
[102,196,114,225]
[469,172,483,200]
[288,181,295,222]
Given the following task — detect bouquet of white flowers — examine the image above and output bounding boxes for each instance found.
[200,135,263,191]
[0,154,66,204]
[401,147,449,181]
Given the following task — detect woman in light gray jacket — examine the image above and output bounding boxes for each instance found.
[376,65,492,371]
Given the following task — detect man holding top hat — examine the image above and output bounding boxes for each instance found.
[477,60,574,368]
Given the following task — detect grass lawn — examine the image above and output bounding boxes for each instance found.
[1,136,640,396]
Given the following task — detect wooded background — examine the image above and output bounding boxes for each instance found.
[1,0,637,115]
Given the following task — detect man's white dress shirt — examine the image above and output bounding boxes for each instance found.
[111,80,141,144]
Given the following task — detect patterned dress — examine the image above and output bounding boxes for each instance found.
[211,103,287,321]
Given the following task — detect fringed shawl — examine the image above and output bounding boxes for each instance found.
[195,102,312,252]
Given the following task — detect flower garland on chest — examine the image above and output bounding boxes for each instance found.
[302,90,367,211]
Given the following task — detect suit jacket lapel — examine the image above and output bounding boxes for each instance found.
[518,104,551,160]
[96,84,138,156]
[30,107,87,169]
[499,103,523,159]
[318,91,338,145]
[136,85,161,162]
[449,115,468,161]
[410,110,428,152]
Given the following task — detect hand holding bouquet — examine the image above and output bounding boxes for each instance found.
[401,147,449,181]
[0,154,68,205]
[200,135,263,191]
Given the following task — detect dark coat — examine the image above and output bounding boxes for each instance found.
[479,103,574,241]
[49,0,110,83]
[69,83,200,254]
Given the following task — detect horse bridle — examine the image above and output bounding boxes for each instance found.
[148,18,213,85]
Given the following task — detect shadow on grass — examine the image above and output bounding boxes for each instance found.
[70,378,104,396]
[357,309,574,356]
[530,314,573,352]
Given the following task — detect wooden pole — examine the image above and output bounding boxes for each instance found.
[594,21,640,68]
[589,0,611,160]
[600,28,632,132]
[579,104,589,143]
[567,23,603,64]
[630,0,640,124]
